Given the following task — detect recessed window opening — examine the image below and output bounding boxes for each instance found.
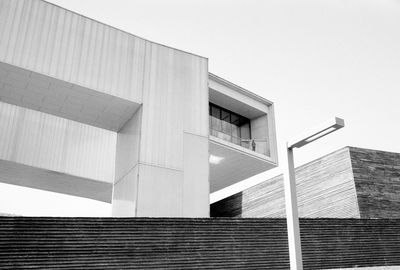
[209,103,252,148]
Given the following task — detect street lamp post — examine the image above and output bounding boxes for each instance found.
[284,117,345,270]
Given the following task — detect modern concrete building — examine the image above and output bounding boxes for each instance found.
[0,0,278,217]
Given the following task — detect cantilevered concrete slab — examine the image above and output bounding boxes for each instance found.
[0,159,112,202]
[0,62,140,131]
[209,136,276,192]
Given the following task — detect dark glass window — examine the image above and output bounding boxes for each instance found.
[211,106,220,118]
[221,110,230,122]
[209,103,251,147]
[231,114,239,126]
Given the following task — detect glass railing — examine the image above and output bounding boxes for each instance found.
[210,128,269,156]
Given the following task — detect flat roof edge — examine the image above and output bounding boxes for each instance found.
[209,73,274,106]
[42,0,208,60]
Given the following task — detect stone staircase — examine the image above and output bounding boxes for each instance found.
[0,217,399,269]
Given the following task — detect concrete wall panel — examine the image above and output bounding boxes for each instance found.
[115,107,141,182]
[0,101,116,182]
[112,165,138,217]
[183,57,209,137]
[0,0,146,102]
[140,44,183,169]
[183,133,209,217]
[139,43,208,170]
[136,163,183,217]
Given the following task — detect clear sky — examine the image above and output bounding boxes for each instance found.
[1,0,399,215]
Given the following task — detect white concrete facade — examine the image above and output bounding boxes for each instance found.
[0,0,277,217]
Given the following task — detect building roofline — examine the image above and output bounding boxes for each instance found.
[347,145,400,156]
[42,0,208,60]
[208,73,273,106]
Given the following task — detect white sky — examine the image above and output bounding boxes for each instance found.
[1,0,400,215]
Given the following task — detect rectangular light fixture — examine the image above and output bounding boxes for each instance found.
[287,117,345,149]
[209,154,224,165]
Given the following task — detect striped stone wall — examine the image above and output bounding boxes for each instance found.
[1,217,400,269]
[211,147,360,218]
[350,147,400,218]
[211,147,400,219]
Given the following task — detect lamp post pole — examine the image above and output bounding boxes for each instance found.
[284,144,303,270]
[284,117,345,270]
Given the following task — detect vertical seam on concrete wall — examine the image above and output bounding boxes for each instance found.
[134,106,143,217]
[135,40,150,217]
[205,57,210,217]
[347,147,361,218]
[180,51,184,216]
[110,131,119,214]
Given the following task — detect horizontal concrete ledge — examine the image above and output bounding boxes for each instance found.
[0,159,112,203]
[0,61,140,131]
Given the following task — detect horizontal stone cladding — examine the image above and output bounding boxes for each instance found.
[212,147,400,219]
[1,217,400,269]
[211,147,359,218]
[349,147,400,218]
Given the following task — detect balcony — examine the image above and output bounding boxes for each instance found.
[210,129,268,154]
[209,102,270,156]
[208,74,278,192]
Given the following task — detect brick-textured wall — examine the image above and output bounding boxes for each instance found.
[1,217,400,269]
[350,147,400,218]
[211,147,360,218]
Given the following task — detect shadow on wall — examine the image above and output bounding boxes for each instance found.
[210,192,243,217]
